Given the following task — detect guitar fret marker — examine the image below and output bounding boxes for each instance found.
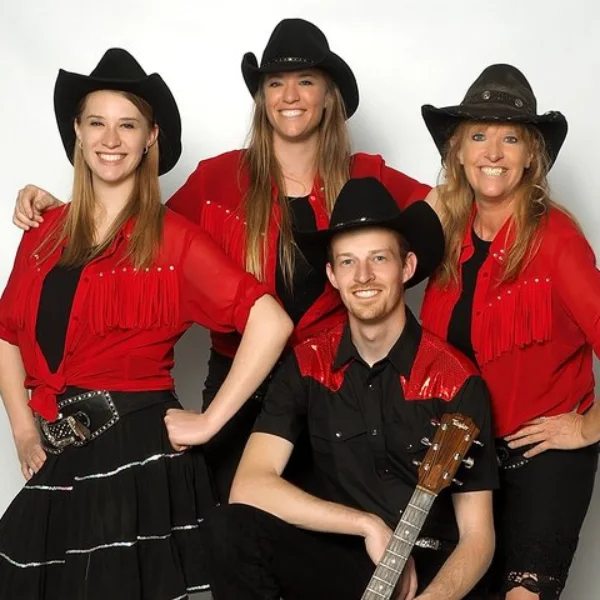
[380,562,402,574]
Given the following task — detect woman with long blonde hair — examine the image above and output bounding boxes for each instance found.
[420,64,600,599]
[13,19,436,503]
[0,48,291,599]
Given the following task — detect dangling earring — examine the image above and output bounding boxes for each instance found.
[143,146,149,155]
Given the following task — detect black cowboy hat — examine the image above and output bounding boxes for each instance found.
[296,178,444,289]
[54,48,182,175]
[241,18,359,119]
[421,63,568,166]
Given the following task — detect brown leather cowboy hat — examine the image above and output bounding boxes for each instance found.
[422,63,568,166]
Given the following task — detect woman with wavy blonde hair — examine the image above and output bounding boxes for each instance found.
[420,64,600,599]
[12,19,435,503]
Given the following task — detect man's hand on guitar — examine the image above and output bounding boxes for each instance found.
[394,556,418,600]
[363,513,393,564]
[363,514,418,600]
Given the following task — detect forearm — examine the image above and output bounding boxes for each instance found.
[203,296,293,431]
[582,401,600,445]
[0,340,35,433]
[417,530,494,600]
[231,468,374,537]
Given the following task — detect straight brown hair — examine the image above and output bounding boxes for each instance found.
[37,91,164,269]
[242,75,351,285]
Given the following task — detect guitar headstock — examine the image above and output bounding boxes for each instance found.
[417,413,480,495]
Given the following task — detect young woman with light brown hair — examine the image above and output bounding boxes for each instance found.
[0,48,291,599]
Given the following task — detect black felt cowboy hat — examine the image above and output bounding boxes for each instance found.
[421,63,568,166]
[297,178,444,289]
[241,18,359,119]
[54,48,182,175]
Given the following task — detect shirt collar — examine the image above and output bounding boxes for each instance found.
[333,307,422,377]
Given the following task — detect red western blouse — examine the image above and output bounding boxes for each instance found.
[166,150,432,356]
[421,207,600,437]
[0,206,268,421]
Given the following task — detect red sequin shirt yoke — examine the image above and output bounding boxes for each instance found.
[421,207,600,437]
[0,206,269,421]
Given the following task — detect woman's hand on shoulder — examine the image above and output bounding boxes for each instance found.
[14,185,62,231]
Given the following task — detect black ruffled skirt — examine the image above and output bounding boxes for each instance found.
[0,390,214,599]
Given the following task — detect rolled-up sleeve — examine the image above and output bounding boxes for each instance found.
[254,354,308,444]
[553,231,600,357]
[179,226,269,333]
[0,234,30,346]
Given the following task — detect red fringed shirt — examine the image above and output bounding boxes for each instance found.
[421,207,600,437]
[166,150,431,357]
[0,206,269,421]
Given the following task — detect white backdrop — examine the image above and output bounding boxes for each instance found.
[1,0,600,597]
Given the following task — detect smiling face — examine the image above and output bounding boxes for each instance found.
[74,90,158,188]
[456,122,532,205]
[262,69,329,144]
[326,227,417,325]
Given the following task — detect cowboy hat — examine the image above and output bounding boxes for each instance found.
[54,48,182,175]
[421,63,567,166]
[296,177,444,288]
[241,18,359,119]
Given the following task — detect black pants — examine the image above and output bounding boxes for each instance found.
[489,440,598,599]
[202,503,488,600]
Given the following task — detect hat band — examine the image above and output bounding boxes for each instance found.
[463,89,534,113]
[262,56,317,67]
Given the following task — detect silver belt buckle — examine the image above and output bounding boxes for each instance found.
[40,413,91,449]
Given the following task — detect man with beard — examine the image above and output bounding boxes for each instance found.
[202,178,498,600]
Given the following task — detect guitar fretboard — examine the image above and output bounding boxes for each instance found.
[361,487,436,600]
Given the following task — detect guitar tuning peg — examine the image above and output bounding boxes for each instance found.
[420,437,431,447]
[473,440,484,447]
[462,457,475,469]
[452,478,464,486]
[430,419,440,427]
[412,459,422,467]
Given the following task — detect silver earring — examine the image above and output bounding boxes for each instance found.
[143,146,149,155]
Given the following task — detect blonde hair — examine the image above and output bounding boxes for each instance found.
[37,91,163,269]
[242,74,351,285]
[436,121,575,285]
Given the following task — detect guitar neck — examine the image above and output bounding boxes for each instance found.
[361,487,436,600]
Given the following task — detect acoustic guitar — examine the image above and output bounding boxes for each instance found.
[361,413,481,600]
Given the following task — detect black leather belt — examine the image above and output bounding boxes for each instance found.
[37,389,174,454]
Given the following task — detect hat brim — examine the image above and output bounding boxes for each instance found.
[296,201,444,289]
[241,51,359,119]
[54,69,182,175]
[421,103,568,167]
